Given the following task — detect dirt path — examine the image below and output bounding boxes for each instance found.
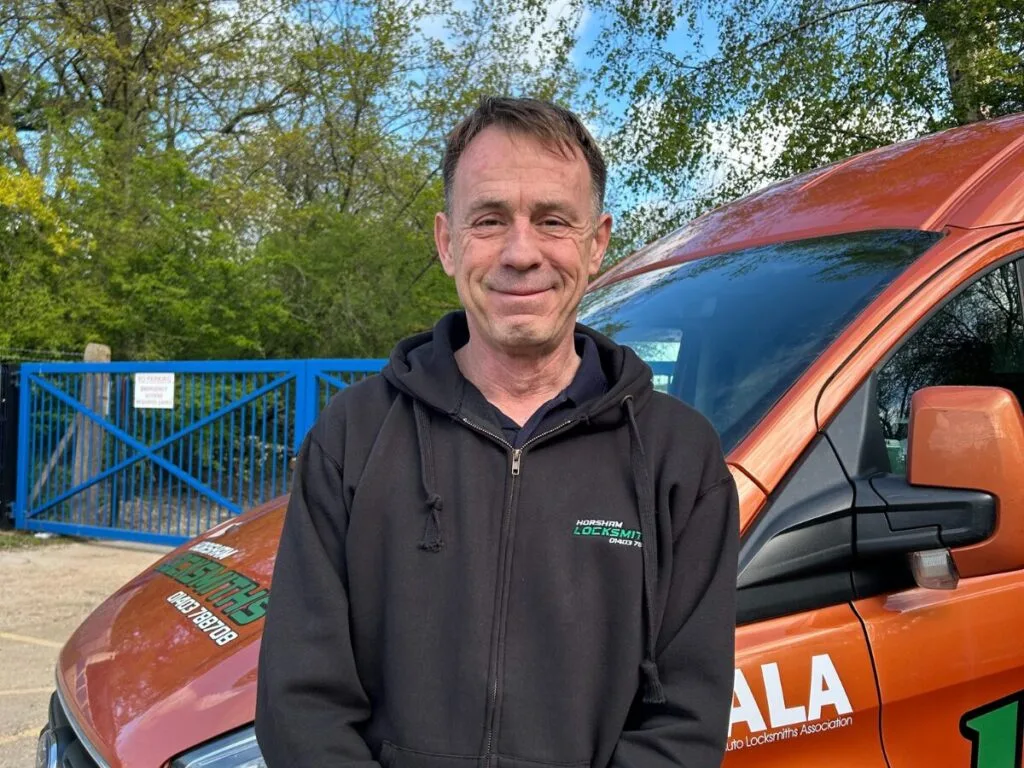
[0,536,168,767]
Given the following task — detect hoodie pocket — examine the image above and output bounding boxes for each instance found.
[379,741,479,768]
[379,742,589,768]
[493,758,590,768]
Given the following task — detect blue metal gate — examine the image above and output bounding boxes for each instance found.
[14,359,385,545]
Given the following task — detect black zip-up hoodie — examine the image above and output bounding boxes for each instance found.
[256,312,739,768]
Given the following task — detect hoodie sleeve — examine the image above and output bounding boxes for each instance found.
[255,429,380,768]
[610,455,740,768]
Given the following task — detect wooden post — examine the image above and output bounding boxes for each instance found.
[72,343,111,527]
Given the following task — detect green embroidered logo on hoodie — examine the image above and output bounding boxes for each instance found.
[572,519,643,548]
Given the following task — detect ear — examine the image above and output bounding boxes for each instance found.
[588,212,613,276]
[435,212,456,277]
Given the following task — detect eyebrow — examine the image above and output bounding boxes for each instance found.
[464,198,513,219]
[533,200,582,220]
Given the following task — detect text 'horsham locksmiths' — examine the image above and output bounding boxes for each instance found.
[155,545,270,646]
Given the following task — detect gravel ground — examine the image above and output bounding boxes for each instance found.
[0,532,168,768]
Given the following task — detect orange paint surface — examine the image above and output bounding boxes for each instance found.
[855,572,1024,767]
[724,605,885,768]
[908,387,1024,578]
[56,502,284,768]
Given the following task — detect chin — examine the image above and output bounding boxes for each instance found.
[490,320,558,352]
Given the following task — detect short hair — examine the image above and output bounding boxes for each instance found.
[442,96,606,216]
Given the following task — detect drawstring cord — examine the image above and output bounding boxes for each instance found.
[413,400,444,552]
[623,395,666,705]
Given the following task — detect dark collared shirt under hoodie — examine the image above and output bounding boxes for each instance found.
[484,334,608,448]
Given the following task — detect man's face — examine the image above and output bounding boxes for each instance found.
[435,127,612,356]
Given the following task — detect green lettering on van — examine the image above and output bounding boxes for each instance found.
[229,594,270,625]
[961,693,1024,768]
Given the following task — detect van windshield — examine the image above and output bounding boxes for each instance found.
[579,229,942,452]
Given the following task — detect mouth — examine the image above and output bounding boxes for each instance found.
[491,287,551,297]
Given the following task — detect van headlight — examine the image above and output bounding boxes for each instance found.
[170,726,266,768]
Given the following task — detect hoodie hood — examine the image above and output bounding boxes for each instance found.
[382,310,655,428]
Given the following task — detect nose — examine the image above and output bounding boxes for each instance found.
[499,216,544,271]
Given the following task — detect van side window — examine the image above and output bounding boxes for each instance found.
[877,260,1024,474]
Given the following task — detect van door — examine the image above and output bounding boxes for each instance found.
[849,256,1024,767]
[725,605,885,767]
[725,435,887,767]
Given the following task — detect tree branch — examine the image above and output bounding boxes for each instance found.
[670,0,900,76]
[745,0,897,57]
[406,255,440,292]
[395,164,441,218]
[217,82,297,134]
[0,72,30,171]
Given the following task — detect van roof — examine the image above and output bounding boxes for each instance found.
[596,112,1024,288]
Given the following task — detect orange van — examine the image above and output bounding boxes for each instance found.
[36,113,1024,768]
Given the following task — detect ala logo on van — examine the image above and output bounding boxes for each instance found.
[726,654,854,752]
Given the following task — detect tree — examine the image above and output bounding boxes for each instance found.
[0,0,311,357]
[0,158,83,350]
[579,0,1024,257]
[245,0,586,358]
[0,0,585,359]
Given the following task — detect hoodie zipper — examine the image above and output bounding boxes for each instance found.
[459,416,576,762]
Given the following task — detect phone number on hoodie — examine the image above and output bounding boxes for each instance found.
[166,590,239,646]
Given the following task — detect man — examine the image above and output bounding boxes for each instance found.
[255,96,739,767]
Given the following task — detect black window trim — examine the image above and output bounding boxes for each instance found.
[737,431,858,625]
[737,243,1024,626]
[871,247,1024,375]
[1016,258,1024,311]
[813,228,1022,432]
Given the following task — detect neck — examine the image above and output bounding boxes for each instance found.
[455,332,580,426]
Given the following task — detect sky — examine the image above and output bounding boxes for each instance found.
[563,3,738,216]
[415,0,753,221]
[416,0,712,128]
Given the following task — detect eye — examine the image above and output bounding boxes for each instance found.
[538,217,572,235]
[473,216,505,228]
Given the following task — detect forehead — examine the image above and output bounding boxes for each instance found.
[452,126,591,210]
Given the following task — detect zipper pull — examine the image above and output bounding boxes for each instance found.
[511,449,522,476]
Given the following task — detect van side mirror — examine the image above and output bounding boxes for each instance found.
[906,386,1024,580]
[736,383,1024,616]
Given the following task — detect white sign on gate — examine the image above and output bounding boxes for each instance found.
[134,373,176,409]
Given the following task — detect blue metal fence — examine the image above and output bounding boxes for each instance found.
[14,359,385,545]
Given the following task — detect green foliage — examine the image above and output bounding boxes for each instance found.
[0,0,584,359]
[583,0,1024,260]
[0,529,71,548]
[11,0,1017,334]
[253,185,456,359]
[0,159,83,350]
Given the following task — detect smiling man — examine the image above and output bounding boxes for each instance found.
[255,97,739,768]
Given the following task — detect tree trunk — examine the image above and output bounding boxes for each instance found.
[917,2,990,125]
[100,0,139,197]
[940,36,984,124]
